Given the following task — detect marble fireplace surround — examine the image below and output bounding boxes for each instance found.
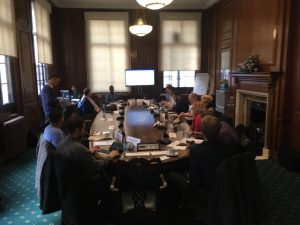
[228,72,282,159]
[235,89,269,159]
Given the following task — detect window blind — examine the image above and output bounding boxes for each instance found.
[85,12,129,92]
[160,12,201,71]
[33,0,52,64]
[0,0,17,57]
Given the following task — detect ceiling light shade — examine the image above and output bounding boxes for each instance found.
[129,18,153,37]
[136,0,173,10]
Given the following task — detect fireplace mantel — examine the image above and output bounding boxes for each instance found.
[225,72,281,159]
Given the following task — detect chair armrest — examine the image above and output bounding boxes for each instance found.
[160,174,168,189]
[110,176,119,192]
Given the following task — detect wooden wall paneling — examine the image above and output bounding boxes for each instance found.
[14,0,31,29]
[51,8,87,92]
[202,6,218,94]
[216,0,234,88]
[14,0,41,135]
[282,0,300,151]
[129,10,159,98]
[269,0,291,156]
[17,29,40,131]
[232,0,285,72]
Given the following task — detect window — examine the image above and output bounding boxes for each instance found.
[0,0,17,57]
[160,13,201,71]
[31,0,51,94]
[0,0,16,106]
[163,70,195,88]
[35,63,48,95]
[0,55,14,105]
[85,12,129,92]
[32,0,52,64]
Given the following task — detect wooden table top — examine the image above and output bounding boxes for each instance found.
[90,105,190,163]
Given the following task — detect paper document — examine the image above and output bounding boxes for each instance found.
[125,151,150,157]
[168,141,187,150]
[159,156,170,161]
[126,136,141,146]
[181,138,204,144]
[169,133,177,138]
[150,151,169,155]
[93,140,114,146]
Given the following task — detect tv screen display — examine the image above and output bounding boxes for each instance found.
[125,69,155,86]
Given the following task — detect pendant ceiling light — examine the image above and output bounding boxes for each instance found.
[129,12,153,37]
[136,0,173,10]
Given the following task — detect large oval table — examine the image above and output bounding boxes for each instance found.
[90,105,190,167]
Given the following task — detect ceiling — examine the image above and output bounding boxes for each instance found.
[49,0,219,9]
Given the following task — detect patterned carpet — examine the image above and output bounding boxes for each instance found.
[1,148,300,225]
[256,160,300,225]
[0,149,61,225]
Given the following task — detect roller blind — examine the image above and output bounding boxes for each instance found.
[0,0,17,57]
[85,12,129,92]
[33,0,52,64]
[160,13,201,71]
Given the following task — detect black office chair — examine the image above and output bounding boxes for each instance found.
[110,158,167,225]
[183,152,263,225]
[52,151,109,225]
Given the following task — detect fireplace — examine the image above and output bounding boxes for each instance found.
[235,89,269,159]
[227,72,281,159]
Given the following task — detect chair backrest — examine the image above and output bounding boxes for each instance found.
[52,150,99,225]
[114,157,163,214]
[116,158,162,192]
[209,152,263,225]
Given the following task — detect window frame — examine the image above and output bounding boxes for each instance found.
[31,1,49,95]
[163,70,195,88]
[0,55,14,108]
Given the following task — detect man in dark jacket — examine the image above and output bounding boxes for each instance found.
[172,91,189,114]
[41,74,65,119]
[55,117,119,224]
[189,115,236,192]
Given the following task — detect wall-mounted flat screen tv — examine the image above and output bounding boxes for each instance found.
[125,69,155,86]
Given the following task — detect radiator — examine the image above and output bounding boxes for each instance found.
[3,116,27,159]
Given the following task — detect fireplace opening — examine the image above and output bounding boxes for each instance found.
[247,101,266,155]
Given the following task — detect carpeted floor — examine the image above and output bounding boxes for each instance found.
[0,149,61,225]
[1,148,300,225]
[256,160,300,225]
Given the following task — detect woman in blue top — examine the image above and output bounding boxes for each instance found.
[43,108,65,148]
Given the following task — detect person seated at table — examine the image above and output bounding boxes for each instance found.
[205,110,239,147]
[166,115,236,219]
[190,101,207,136]
[161,84,176,109]
[56,117,120,224]
[170,91,189,114]
[43,108,65,148]
[105,85,118,104]
[200,94,214,112]
[179,92,199,118]
[77,88,101,115]
[69,84,81,99]
[61,105,79,134]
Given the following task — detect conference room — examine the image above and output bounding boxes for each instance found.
[1,0,300,224]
